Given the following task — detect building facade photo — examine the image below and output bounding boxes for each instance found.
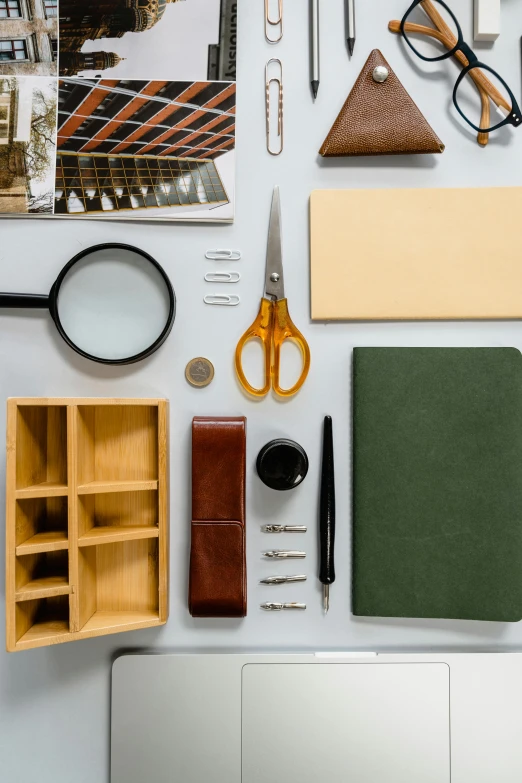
[0,76,57,213]
[59,0,225,82]
[0,0,57,76]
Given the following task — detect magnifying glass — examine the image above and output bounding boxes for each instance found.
[0,243,176,365]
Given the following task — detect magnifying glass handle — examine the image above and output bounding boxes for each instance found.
[0,293,49,309]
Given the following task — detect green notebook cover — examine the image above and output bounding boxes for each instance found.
[353,347,522,622]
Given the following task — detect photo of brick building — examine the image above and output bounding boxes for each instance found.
[0,0,57,76]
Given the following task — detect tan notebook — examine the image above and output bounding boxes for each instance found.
[310,187,522,320]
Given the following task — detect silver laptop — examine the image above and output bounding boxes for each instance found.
[111,652,522,782]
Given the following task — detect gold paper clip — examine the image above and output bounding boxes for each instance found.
[265,58,283,156]
[265,0,283,43]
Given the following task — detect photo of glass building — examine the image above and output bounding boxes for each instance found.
[55,78,236,215]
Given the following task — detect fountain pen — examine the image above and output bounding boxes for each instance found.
[319,415,335,613]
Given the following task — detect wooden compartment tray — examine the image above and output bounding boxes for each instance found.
[6,398,169,651]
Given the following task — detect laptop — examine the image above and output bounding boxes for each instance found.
[111,652,522,782]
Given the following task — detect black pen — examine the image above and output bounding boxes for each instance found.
[319,416,335,613]
[311,0,320,99]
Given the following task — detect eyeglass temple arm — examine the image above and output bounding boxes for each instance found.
[393,0,510,115]
[389,20,507,145]
[420,1,509,113]
[418,0,490,146]
[388,20,508,113]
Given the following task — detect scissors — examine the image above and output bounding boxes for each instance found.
[235,187,311,398]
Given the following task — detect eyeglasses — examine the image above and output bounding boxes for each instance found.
[389,0,521,146]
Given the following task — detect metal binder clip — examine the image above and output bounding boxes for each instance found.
[263,550,306,559]
[265,0,283,43]
[205,249,242,261]
[265,59,283,156]
[261,602,306,611]
[263,525,307,533]
[204,272,241,283]
[260,575,307,585]
[204,294,240,306]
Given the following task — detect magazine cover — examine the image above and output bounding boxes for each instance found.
[0,0,237,221]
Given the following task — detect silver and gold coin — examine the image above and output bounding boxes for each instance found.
[185,357,215,388]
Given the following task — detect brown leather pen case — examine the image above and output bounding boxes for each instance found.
[189,416,247,618]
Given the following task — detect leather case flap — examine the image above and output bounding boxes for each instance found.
[189,522,246,618]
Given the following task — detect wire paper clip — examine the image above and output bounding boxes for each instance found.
[266,59,283,156]
[205,249,242,261]
[265,0,283,43]
[204,294,241,306]
[204,272,241,283]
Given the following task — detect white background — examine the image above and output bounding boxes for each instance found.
[1,0,522,780]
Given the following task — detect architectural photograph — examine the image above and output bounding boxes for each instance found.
[55,78,235,217]
[0,75,57,213]
[0,0,57,76]
[59,0,227,81]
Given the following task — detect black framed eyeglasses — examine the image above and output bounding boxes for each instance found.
[398,0,522,135]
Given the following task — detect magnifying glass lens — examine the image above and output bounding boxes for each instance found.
[56,247,172,362]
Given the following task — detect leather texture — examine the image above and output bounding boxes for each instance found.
[189,417,247,618]
[353,348,522,622]
[319,49,445,157]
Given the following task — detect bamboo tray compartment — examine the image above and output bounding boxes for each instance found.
[6,398,169,652]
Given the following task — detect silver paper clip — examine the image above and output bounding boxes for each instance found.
[263,525,307,533]
[263,550,306,559]
[204,294,240,306]
[205,249,242,261]
[265,0,283,43]
[266,59,283,156]
[261,602,306,611]
[260,575,307,585]
[204,272,241,283]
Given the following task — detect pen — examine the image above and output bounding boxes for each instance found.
[319,415,335,613]
[346,0,355,57]
[311,0,320,99]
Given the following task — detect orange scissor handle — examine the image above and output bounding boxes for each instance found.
[271,298,311,398]
[235,297,273,397]
[235,298,311,398]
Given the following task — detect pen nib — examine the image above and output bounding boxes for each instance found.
[324,584,329,614]
[347,38,355,57]
[311,80,319,100]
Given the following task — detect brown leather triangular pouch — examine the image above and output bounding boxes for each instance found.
[319,49,444,156]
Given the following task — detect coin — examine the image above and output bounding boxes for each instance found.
[185,357,215,388]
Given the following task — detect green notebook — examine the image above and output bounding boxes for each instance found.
[353,347,522,622]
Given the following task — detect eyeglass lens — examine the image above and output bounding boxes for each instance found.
[403,0,459,60]
[455,67,513,132]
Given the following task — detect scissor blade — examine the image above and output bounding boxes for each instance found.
[264,186,285,300]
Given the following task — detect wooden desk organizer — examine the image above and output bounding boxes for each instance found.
[5,398,169,651]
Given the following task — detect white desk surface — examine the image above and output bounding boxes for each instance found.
[1,0,522,780]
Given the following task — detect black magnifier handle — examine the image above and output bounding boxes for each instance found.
[0,293,49,308]
[319,415,335,613]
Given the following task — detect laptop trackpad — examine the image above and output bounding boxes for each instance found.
[242,663,450,783]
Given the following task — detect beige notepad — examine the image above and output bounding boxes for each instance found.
[310,187,522,320]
